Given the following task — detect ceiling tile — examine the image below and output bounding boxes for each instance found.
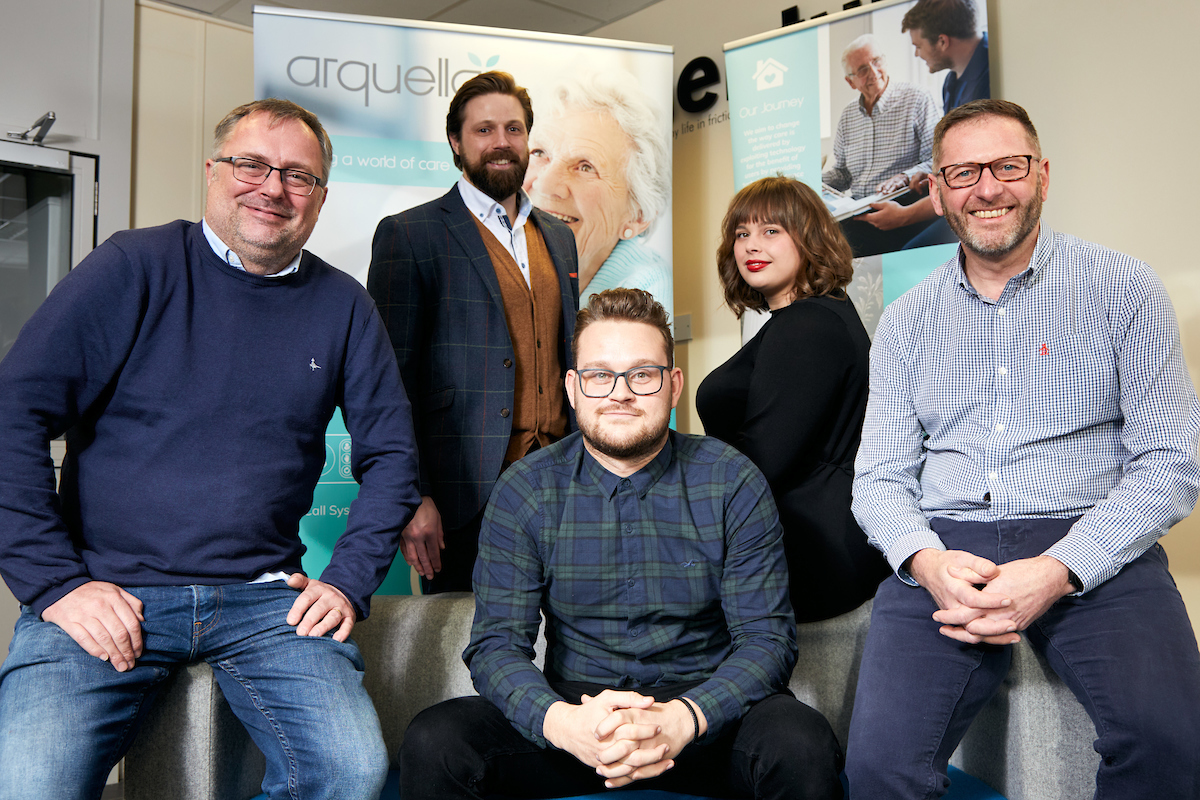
[204,0,658,36]
[278,0,461,21]
[431,0,600,35]
[541,0,660,25]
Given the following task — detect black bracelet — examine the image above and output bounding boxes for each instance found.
[676,696,699,742]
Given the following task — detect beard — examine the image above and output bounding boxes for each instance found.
[578,408,670,463]
[462,147,528,204]
[939,175,1043,258]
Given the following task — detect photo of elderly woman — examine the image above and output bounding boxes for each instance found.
[523,71,673,315]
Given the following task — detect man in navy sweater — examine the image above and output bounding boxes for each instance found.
[0,99,421,799]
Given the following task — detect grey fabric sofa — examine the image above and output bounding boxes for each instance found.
[124,593,1099,800]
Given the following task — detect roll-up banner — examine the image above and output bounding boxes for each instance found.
[724,0,989,340]
[254,8,674,593]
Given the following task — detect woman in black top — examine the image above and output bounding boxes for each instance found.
[696,176,889,621]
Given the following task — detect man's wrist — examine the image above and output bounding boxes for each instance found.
[541,700,570,750]
[674,697,699,743]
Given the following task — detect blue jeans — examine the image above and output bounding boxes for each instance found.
[845,517,1200,799]
[0,582,387,800]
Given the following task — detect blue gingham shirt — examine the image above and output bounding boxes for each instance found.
[822,80,940,199]
[465,430,797,747]
[853,224,1200,592]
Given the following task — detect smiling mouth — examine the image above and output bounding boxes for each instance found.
[744,260,769,272]
[971,208,1011,219]
[543,209,579,225]
[243,204,290,220]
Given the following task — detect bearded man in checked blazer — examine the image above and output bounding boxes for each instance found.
[368,71,579,593]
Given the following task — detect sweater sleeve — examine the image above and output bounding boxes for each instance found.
[0,237,149,614]
[317,296,422,619]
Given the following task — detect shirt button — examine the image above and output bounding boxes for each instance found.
[997,366,1007,376]
[995,423,1004,432]
[627,579,635,587]
[500,408,510,418]
[503,358,512,368]
[988,471,998,481]
[630,629,641,637]
[998,308,1006,317]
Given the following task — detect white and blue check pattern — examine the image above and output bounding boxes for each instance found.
[852,224,1200,592]
[822,80,940,200]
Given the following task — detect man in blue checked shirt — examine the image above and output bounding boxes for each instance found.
[847,99,1200,798]
[399,289,843,799]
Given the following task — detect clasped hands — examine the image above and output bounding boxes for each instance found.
[908,548,1076,645]
[542,690,705,789]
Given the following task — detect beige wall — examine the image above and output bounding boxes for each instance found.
[132,1,254,228]
[593,0,1200,637]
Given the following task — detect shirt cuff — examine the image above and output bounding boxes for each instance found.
[526,688,566,748]
[1042,532,1115,594]
[886,531,947,586]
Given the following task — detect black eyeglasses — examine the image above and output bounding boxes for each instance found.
[576,366,669,398]
[937,155,1038,189]
[213,157,325,196]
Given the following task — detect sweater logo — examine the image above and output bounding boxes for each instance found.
[309,358,322,371]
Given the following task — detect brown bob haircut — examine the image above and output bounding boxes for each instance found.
[573,288,674,369]
[212,98,333,183]
[445,71,534,170]
[717,175,855,319]
[933,99,1042,167]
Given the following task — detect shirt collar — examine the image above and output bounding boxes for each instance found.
[954,221,1054,295]
[861,79,894,115]
[457,175,532,229]
[201,218,301,278]
[585,431,676,500]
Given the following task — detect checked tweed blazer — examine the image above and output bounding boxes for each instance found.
[367,185,579,531]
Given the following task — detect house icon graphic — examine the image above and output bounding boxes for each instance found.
[753,58,788,90]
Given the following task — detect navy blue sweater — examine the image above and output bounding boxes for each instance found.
[0,221,420,617]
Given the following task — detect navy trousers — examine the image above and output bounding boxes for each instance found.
[845,517,1200,799]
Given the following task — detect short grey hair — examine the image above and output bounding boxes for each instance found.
[541,72,670,237]
[211,98,333,183]
[841,34,884,77]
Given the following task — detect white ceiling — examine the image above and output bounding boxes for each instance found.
[162,0,664,35]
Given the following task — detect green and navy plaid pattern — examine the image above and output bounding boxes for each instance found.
[465,431,797,746]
